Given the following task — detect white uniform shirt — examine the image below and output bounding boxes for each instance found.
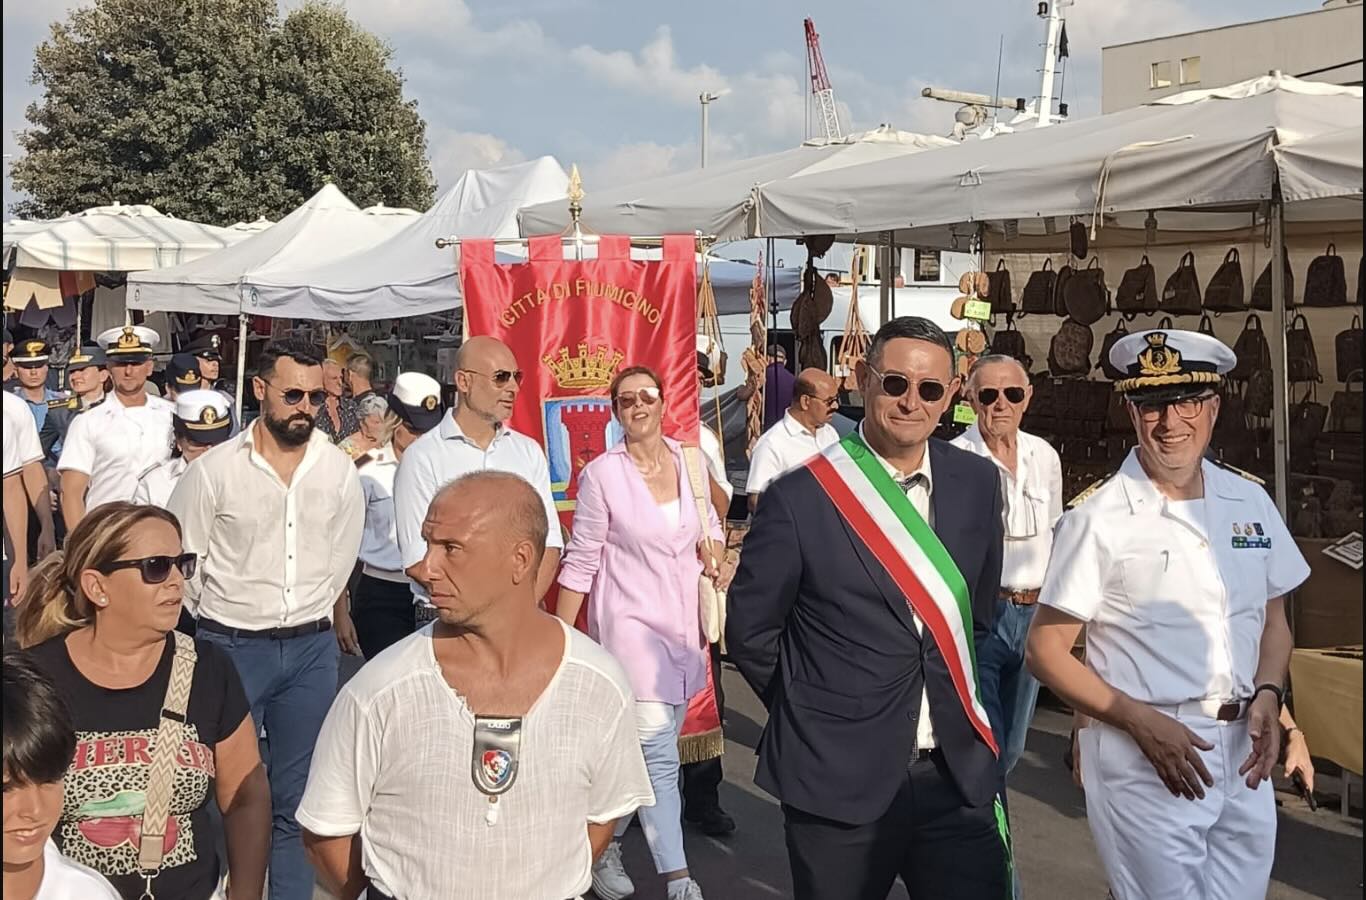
[167,425,365,629]
[699,424,733,502]
[745,412,839,495]
[3,391,43,476]
[57,393,174,512]
[951,425,1063,590]
[131,456,188,509]
[34,839,122,899]
[1039,451,1310,705]
[394,415,562,605]
[356,445,405,580]
[296,619,655,900]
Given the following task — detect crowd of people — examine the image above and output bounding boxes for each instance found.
[0,314,1322,900]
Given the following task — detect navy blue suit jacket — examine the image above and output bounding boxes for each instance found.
[727,437,1004,825]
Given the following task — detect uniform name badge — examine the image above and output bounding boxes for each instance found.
[472,715,523,826]
[1231,521,1271,550]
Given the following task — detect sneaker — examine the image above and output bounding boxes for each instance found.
[667,878,705,900]
[591,841,634,900]
[684,805,736,837]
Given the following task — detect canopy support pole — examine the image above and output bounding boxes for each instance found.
[1269,193,1289,520]
[879,232,893,325]
[234,313,248,416]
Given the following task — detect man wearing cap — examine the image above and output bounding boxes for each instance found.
[163,352,203,403]
[1026,329,1307,900]
[57,325,174,528]
[132,389,233,509]
[41,345,108,464]
[8,338,69,447]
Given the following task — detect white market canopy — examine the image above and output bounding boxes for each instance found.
[127,183,417,314]
[518,126,957,242]
[1274,124,1364,206]
[5,203,247,271]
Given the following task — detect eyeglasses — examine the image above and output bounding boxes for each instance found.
[262,380,327,408]
[977,387,1027,406]
[614,387,662,409]
[866,366,949,403]
[1130,392,1216,423]
[99,553,198,584]
[814,394,840,410]
[460,368,523,387]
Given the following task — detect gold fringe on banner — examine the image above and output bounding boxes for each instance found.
[677,727,726,766]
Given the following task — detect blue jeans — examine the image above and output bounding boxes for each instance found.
[198,627,338,900]
[977,599,1041,778]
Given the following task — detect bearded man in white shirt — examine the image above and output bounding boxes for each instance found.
[168,337,365,900]
[744,368,841,511]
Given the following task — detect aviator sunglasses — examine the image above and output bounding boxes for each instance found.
[977,387,1027,406]
[99,553,198,584]
[459,368,524,387]
[614,386,662,409]
[866,366,948,403]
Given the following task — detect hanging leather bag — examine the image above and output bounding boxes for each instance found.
[1286,313,1321,383]
[1304,242,1347,307]
[1048,317,1094,376]
[1021,259,1057,314]
[1203,248,1246,314]
[991,318,1028,363]
[1115,254,1159,317]
[1247,369,1274,418]
[987,259,1015,315]
[1329,371,1363,434]
[1288,386,1329,470]
[1064,257,1110,326]
[1160,251,1202,315]
[1052,262,1074,317]
[1335,314,1363,383]
[1197,314,1217,338]
[1231,314,1271,382]
[1251,256,1295,311]
[1097,319,1130,380]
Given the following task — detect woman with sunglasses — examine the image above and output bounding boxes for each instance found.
[556,366,721,900]
[15,502,270,900]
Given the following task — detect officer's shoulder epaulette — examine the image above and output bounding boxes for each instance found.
[1210,459,1266,485]
[47,395,75,409]
[1067,474,1115,509]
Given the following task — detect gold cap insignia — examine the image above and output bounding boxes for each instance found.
[201,407,219,426]
[542,342,624,390]
[116,327,140,350]
[1136,332,1181,377]
[23,341,45,356]
[422,395,438,410]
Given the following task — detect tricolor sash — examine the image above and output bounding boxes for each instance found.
[806,432,998,756]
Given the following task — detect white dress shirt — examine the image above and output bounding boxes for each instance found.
[57,393,174,512]
[699,425,733,502]
[131,456,188,509]
[296,619,654,900]
[3,391,42,476]
[746,412,839,495]
[951,425,1063,590]
[394,414,562,605]
[167,425,365,629]
[356,444,405,581]
[1040,451,1310,705]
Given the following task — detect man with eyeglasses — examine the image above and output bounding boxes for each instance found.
[167,337,365,900]
[57,326,175,529]
[1026,329,1307,900]
[745,368,840,512]
[394,335,562,628]
[729,316,1008,900]
[951,356,1062,792]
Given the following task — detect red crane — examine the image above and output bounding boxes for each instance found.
[804,17,843,141]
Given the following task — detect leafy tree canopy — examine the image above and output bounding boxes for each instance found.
[10,0,436,224]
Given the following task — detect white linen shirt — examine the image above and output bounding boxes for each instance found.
[57,393,174,512]
[167,425,365,629]
[699,424,733,502]
[394,415,562,605]
[296,619,655,900]
[951,425,1063,590]
[3,391,43,476]
[1039,451,1310,705]
[745,412,839,495]
[131,456,188,509]
[356,444,405,579]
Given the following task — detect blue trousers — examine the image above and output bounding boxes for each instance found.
[199,627,338,900]
[977,599,1042,778]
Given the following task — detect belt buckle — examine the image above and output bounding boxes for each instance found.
[1216,702,1241,722]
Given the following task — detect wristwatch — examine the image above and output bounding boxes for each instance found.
[1252,682,1284,710]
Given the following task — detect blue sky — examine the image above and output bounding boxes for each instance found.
[2,0,1315,217]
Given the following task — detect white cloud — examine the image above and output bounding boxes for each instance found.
[428,128,526,188]
[570,26,726,106]
[582,140,687,189]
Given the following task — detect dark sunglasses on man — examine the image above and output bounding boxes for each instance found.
[460,368,524,388]
[867,366,950,403]
[99,553,198,584]
[977,387,1027,406]
[261,380,327,408]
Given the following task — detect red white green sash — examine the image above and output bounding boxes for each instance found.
[806,431,998,756]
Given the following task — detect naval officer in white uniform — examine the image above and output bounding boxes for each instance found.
[1025,328,1308,900]
[132,390,234,508]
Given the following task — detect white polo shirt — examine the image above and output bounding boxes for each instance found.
[356,444,405,580]
[951,425,1063,591]
[1039,451,1310,705]
[745,412,839,495]
[394,414,562,605]
[57,392,174,512]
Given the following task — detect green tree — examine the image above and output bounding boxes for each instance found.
[10,0,436,224]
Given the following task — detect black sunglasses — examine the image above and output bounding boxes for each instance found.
[460,368,524,387]
[99,553,198,584]
[977,387,1027,406]
[263,380,327,407]
[866,366,948,403]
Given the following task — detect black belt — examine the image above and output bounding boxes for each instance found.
[197,617,330,641]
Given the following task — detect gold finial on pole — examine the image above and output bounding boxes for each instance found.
[567,164,584,224]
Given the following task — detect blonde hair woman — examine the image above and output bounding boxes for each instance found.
[16,503,270,900]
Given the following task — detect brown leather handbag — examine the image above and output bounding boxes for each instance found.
[1203,248,1246,314]
[1161,251,1202,315]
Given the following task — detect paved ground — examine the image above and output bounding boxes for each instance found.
[313,657,1363,900]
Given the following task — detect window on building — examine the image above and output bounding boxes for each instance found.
[913,249,941,283]
[1150,60,1173,89]
[1180,56,1201,84]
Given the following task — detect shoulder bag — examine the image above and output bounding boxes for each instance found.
[1304,242,1347,307]
[1203,248,1246,314]
[1329,371,1363,434]
[1160,251,1202,315]
[1064,257,1110,326]
[991,317,1028,363]
[1231,314,1271,382]
[1021,259,1058,314]
[1097,319,1130,381]
[1052,262,1074,317]
[1115,254,1159,317]
[1335,314,1363,383]
[682,445,724,646]
[137,631,199,900]
[1048,317,1094,376]
[986,259,1015,315]
[1286,313,1321,383]
[1251,256,1295,311]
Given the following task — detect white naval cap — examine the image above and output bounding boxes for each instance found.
[97,324,160,360]
[1109,328,1237,400]
[387,371,444,432]
[174,389,232,444]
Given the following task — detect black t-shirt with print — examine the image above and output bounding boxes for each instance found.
[26,632,251,900]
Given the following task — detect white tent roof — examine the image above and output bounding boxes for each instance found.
[6,203,247,271]
[229,217,275,233]
[1275,124,1364,205]
[518,126,956,241]
[127,184,418,314]
[753,75,1363,247]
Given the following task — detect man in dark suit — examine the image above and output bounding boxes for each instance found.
[728,316,1008,900]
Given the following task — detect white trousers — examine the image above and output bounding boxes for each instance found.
[1079,717,1276,900]
[614,701,689,874]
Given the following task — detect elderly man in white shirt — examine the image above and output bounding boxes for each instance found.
[951,355,1062,781]
[744,368,840,511]
[167,337,364,900]
[394,336,561,624]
